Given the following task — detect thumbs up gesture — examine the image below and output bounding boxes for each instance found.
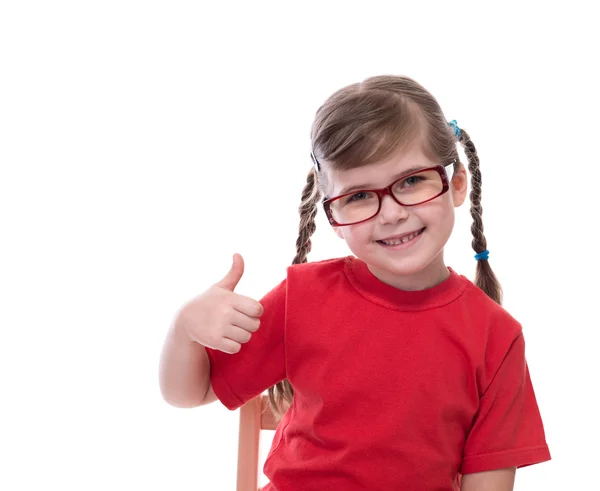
[177,254,264,354]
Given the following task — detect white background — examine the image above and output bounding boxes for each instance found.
[1,1,598,490]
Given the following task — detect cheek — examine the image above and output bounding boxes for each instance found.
[340,221,374,243]
[443,209,456,231]
[421,200,455,228]
[437,206,456,235]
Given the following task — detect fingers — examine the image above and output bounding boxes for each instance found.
[213,253,263,317]
[216,325,255,354]
[198,253,265,356]
[231,294,264,318]
[229,310,260,334]
[217,337,243,354]
[214,253,244,292]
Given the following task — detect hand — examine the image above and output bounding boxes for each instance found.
[176,253,264,354]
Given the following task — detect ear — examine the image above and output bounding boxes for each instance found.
[450,163,468,207]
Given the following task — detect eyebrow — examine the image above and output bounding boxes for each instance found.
[337,165,429,195]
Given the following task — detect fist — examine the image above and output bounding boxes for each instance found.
[177,253,264,354]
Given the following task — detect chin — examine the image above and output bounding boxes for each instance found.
[368,245,444,276]
[374,259,431,277]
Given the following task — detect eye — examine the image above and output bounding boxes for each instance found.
[339,191,376,207]
[403,175,426,187]
[347,191,370,202]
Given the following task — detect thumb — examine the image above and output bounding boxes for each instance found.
[214,253,244,291]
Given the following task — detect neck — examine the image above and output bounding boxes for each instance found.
[367,251,450,291]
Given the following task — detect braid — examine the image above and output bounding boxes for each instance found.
[459,129,503,305]
[292,168,321,265]
[268,168,322,418]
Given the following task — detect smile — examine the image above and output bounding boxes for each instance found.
[377,228,425,246]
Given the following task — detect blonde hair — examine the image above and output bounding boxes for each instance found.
[267,75,502,417]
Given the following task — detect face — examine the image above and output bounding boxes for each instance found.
[325,143,467,290]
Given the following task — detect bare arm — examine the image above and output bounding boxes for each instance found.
[159,317,217,408]
[158,254,261,408]
[461,467,516,491]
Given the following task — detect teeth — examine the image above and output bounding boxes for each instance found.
[380,229,421,246]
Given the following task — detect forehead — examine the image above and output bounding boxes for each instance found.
[325,143,438,197]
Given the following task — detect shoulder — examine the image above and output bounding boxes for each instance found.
[285,256,352,292]
[458,275,523,337]
[448,271,524,359]
[453,275,526,378]
[287,255,350,277]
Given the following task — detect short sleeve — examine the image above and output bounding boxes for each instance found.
[461,333,551,474]
[206,279,287,410]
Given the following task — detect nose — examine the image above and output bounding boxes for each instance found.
[377,194,409,224]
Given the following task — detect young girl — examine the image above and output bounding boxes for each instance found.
[159,75,551,490]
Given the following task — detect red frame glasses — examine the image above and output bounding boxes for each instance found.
[323,161,456,226]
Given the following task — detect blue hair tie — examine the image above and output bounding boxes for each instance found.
[474,250,489,261]
[448,120,461,139]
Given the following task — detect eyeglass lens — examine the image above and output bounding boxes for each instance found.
[329,169,444,225]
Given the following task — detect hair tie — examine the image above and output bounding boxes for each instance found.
[310,151,320,172]
[448,120,461,139]
[474,250,489,261]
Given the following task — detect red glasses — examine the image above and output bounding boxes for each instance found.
[323,161,455,226]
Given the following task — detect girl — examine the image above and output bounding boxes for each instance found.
[159,75,551,490]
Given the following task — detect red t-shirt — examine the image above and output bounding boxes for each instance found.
[207,256,551,490]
